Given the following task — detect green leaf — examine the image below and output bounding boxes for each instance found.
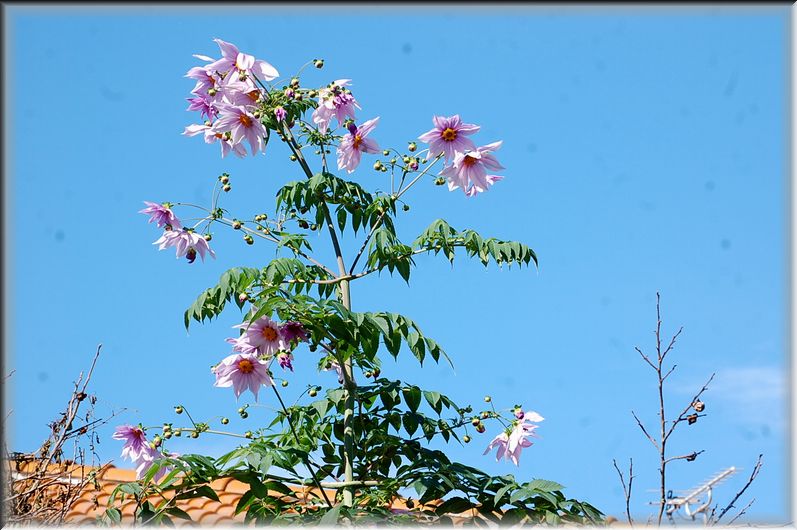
[527,479,564,493]
[320,505,342,525]
[402,386,422,412]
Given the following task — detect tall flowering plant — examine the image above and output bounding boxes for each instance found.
[107,39,603,525]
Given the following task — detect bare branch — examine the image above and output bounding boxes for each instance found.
[714,454,763,524]
[660,327,683,362]
[727,498,755,525]
[635,346,657,371]
[664,372,715,442]
[662,364,677,381]
[612,458,634,526]
[664,449,704,464]
[631,411,659,451]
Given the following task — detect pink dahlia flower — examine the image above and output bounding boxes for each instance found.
[418,115,480,163]
[213,352,273,400]
[312,79,360,134]
[153,229,216,263]
[112,424,149,461]
[232,316,283,357]
[483,409,543,466]
[337,118,381,173]
[439,141,504,196]
[205,38,279,82]
[213,104,267,157]
[182,124,247,159]
[134,446,177,481]
[139,201,181,230]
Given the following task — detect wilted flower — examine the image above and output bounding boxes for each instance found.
[186,95,218,121]
[112,425,149,461]
[325,361,344,384]
[337,118,380,173]
[139,202,182,230]
[153,229,216,263]
[418,115,480,163]
[312,79,360,133]
[231,315,283,357]
[213,352,273,400]
[277,352,294,372]
[440,141,504,196]
[280,321,308,346]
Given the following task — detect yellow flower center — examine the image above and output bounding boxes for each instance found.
[441,128,457,142]
[353,135,362,149]
[261,327,278,341]
[463,154,478,167]
[237,359,254,374]
[239,114,252,128]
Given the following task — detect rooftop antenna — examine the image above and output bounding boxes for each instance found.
[651,467,737,523]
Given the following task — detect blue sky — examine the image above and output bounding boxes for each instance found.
[4,5,790,523]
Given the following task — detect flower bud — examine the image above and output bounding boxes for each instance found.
[190,431,199,439]
[402,156,410,164]
[244,234,254,245]
[686,452,697,462]
[372,368,381,378]
[382,150,390,156]
[152,435,162,448]
[390,158,397,165]
[221,417,229,425]
[481,411,490,420]
[298,220,309,229]
[364,371,372,378]
[314,59,324,69]
[309,224,317,231]
[463,435,471,443]
[220,175,230,184]
[204,233,212,241]
[408,142,417,152]
[245,431,253,439]
[232,220,242,230]
[238,293,248,303]
[687,413,698,425]
[208,88,217,97]
[692,400,705,412]
[163,431,172,439]
[309,389,318,397]
[174,406,184,415]
[290,77,300,88]
[308,90,318,98]
[281,380,289,387]
[402,204,410,212]
[484,396,492,403]
[223,184,232,192]
[373,161,383,171]
[470,417,481,426]
[434,177,446,186]
[240,411,249,419]
[475,424,486,433]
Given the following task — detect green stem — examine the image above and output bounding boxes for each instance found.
[280,122,357,509]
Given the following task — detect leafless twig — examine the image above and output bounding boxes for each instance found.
[612,458,634,526]
[726,498,755,525]
[713,454,763,524]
